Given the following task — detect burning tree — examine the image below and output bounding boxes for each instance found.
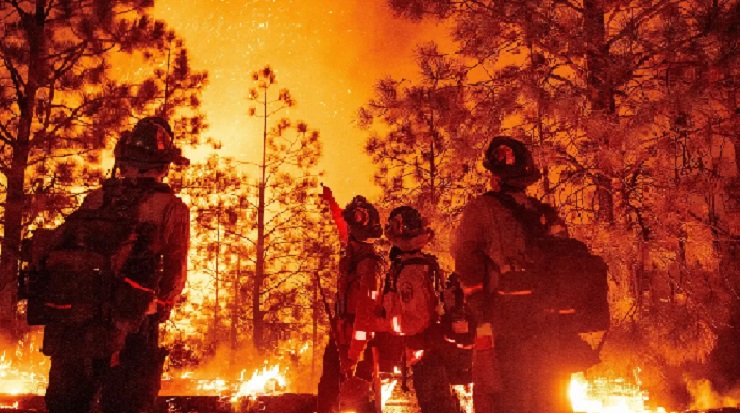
[365,0,740,407]
[0,0,207,336]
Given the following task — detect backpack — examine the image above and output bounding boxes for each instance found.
[382,252,441,336]
[26,181,167,332]
[487,192,610,334]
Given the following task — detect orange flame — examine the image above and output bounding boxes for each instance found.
[0,350,47,396]
[569,371,671,413]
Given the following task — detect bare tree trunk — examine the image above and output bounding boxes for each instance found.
[253,91,268,353]
[583,0,614,115]
[429,137,436,205]
[312,271,319,384]
[0,0,47,337]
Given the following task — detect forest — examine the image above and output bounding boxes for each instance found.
[0,0,737,411]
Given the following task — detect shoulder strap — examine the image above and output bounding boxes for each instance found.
[483,191,548,238]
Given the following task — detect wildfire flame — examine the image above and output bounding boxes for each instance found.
[0,350,47,396]
[232,365,287,401]
[569,371,670,413]
[380,379,397,408]
[452,384,474,413]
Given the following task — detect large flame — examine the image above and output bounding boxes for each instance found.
[0,348,47,396]
[569,371,670,413]
[687,379,740,410]
[233,364,287,400]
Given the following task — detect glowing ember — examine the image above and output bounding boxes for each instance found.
[569,371,669,413]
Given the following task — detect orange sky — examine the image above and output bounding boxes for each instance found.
[152,0,446,206]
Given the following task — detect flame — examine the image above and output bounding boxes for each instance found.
[232,364,287,400]
[392,317,401,334]
[569,371,670,413]
[197,378,228,394]
[0,348,48,396]
[452,384,474,413]
[380,379,397,408]
[687,379,740,410]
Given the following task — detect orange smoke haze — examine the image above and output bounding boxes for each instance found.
[152,0,448,205]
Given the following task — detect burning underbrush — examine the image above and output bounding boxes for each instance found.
[0,330,738,413]
[159,340,315,400]
[0,332,48,398]
[568,370,739,413]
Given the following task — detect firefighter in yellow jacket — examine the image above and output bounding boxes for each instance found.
[32,117,190,413]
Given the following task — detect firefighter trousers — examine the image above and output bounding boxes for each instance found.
[412,348,461,413]
[45,316,165,413]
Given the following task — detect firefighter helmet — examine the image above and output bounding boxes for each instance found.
[385,206,431,240]
[342,195,382,241]
[483,136,540,189]
[114,117,189,170]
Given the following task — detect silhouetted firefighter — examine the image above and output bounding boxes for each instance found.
[453,136,609,413]
[317,191,388,413]
[20,117,190,413]
[382,206,461,413]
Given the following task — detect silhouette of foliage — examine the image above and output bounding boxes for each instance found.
[0,0,207,327]
[370,0,739,404]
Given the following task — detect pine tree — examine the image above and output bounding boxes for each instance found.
[379,0,738,403]
[359,43,488,262]
[247,65,326,353]
[0,0,207,334]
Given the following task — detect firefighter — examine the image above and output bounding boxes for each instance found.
[39,117,190,413]
[338,196,388,379]
[383,206,460,413]
[453,136,597,413]
[317,195,387,413]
